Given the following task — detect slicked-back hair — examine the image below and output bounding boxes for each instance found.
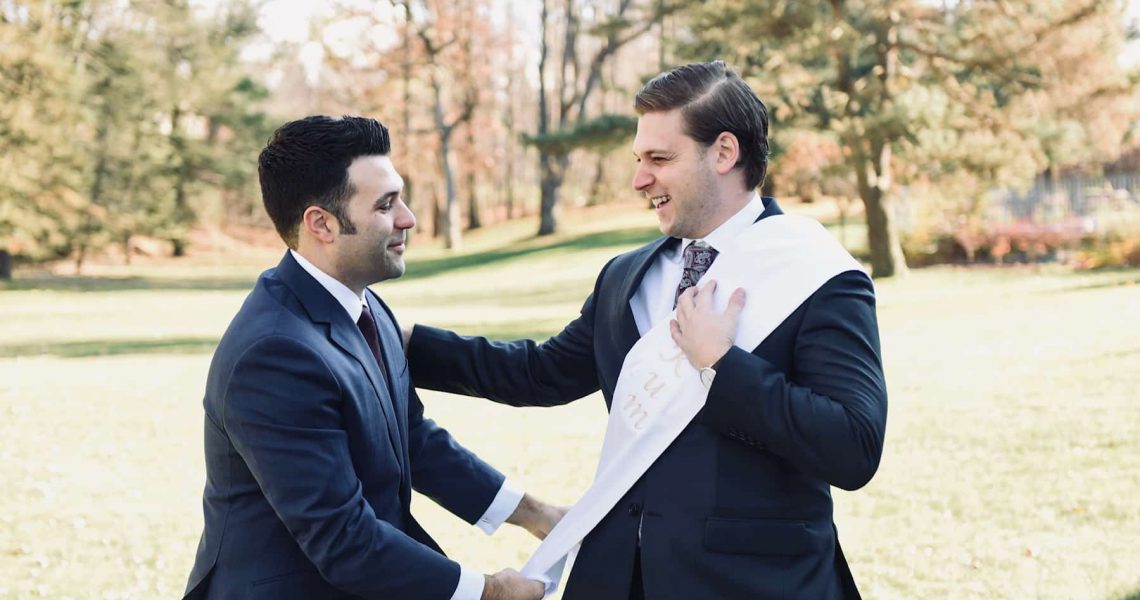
[634,61,769,190]
[258,115,391,248]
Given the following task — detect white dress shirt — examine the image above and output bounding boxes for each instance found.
[290,250,524,600]
[629,193,766,335]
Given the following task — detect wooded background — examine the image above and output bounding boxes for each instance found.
[2,0,1138,278]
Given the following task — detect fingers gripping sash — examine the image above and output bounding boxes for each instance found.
[520,215,867,596]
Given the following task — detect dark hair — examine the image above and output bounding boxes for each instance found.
[258,115,391,248]
[634,60,769,190]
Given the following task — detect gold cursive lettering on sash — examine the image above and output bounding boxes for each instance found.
[643,371,666,399]
[622,394,649,430]
[659,346,688,377]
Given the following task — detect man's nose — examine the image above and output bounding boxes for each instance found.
[632,165,653,191]
[396,201,416,230]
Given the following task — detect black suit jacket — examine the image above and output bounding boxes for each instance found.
[409,198,887,600]
[185,251,505,599]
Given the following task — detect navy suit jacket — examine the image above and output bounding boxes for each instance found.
[184,252,505,600]
[408,198,887,600]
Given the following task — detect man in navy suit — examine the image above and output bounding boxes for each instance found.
[405,61,888,599]
[184,116,556,600]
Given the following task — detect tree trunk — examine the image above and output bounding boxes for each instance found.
[538,151,567,236]
[587,154,606,206]
[169,105,190,257]
[0,250,12,280]
[74,243,86,275]
[433,189,443,238]
[427,68,463,249]
[171,235,186,258]
[465,124,482,230]
[504,138,516,219]
[440,133,461,250]
[467,183,481,229]
[854,143,908,278]
[398,0,415,235]
[437,155,460,249]
[536,0,555,235]
[862,189,907,278]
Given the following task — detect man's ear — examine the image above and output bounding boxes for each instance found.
[712,132,740,176]
[301,206,337,244]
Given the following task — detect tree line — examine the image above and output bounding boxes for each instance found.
[2,0,1137,279]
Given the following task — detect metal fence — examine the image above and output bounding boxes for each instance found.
[990,173,1140,224]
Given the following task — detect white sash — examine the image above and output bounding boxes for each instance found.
[521,214,865,596]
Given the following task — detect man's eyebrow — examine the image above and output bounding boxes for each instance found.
[374,191,399,206]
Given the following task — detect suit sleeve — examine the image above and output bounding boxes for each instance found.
[374,300,509,523]
[406,262,613,407]
[701,270,888,491]
[222,335,461,600]
[404,384,507,522]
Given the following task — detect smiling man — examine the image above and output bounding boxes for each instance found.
[405,62,888,599]
[183,116,554,600]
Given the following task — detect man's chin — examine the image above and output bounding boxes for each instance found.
[376,261,405,282]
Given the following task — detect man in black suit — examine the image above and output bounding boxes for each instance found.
[405,62,888,599]
[184,116,556,600]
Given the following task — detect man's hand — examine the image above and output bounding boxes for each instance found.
[506,493,570,540]
[670,279,746,369]
[482,569,544,600]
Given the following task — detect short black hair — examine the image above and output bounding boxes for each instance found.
[635,61,769,190]
[258,115,391,248]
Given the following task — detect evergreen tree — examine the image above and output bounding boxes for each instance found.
[678,0,1136,277]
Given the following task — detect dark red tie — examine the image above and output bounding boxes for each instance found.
[674,241,718,308]
[356,309,389,380]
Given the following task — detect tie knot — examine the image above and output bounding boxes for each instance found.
[356,308,375,330]
[674,241,719,307]
[682,241,717,271]
[356,308,387,378]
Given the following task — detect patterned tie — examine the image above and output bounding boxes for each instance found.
[674,241,719,307]
[356,308,389,381]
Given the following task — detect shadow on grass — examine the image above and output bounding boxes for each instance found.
[0,227,663,292]
[1112,590,1140,600]
[1045,270,1140,294]
[0,275,256,293]
[0,336,219,359]
[407,282,593,309]
[402,227,662,282]
[439,321,563,342]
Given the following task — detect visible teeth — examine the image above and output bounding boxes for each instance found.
[651,195,670,208]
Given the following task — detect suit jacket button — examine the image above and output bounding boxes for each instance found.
[627,503,642,516]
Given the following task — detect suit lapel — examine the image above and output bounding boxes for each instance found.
[756,195,784,221]
[610,196,780,352]
[275,252,405,472]
[329,318,405,471]
[364,293,417,504]
[365,291,408,449]
[614,236,678,355]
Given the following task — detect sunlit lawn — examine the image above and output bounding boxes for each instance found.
[1,202,1137,599]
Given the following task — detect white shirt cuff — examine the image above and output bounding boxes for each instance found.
[449,564,485,600]
[476,478,524,535]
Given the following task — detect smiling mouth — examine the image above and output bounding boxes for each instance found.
[651,195,671,208]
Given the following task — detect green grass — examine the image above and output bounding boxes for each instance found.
[1,201,1137,599]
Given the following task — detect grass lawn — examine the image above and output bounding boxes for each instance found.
[1,201,1137,599]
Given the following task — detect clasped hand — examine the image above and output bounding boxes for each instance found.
[669,280,746,369]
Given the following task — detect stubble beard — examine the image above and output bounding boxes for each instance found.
[666,173,720,239]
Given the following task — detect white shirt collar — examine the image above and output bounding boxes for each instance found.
[289,249,367,322]
[677,192,765,260]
